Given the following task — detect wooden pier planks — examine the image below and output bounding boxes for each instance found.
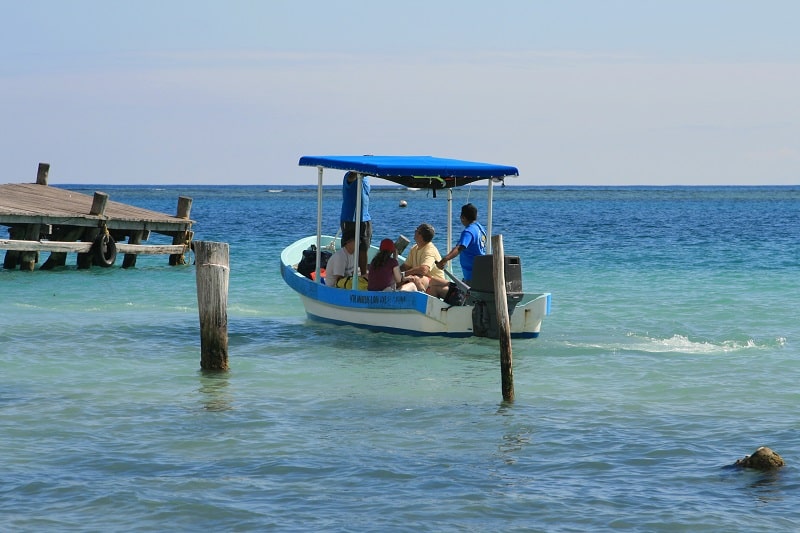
[0,183,191,232]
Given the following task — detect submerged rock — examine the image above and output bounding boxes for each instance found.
[734,446,785,470]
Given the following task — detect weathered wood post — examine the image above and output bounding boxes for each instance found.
[18,224,41,271]
[194,241,229,371]
[2,227,22,269]
[89,191,108,217]
[36,162,50,185]
[77,192,109,269]
[14,163,52,270]
[492,235,514,402]
[40,226,83,270]
[169,196,193,266]
[122,230,144,268]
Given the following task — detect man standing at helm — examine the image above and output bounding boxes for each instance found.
[435,203,486,282]
[426,203,487,298]
[340,171,372,278]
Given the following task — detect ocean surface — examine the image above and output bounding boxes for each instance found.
[1,184,798,531]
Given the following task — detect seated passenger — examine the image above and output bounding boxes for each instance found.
[325,231,367,289]
[368,239,404,291]
[398,223,445,292]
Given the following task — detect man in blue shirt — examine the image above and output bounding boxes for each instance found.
[340,171,372,278]
[434,203,486,282]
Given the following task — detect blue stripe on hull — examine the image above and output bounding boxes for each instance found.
[306,312,472,337]
[306,312,539,339]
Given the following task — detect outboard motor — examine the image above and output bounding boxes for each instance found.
[467,255,524,338]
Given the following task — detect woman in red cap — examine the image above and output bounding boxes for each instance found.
[367,238,405,291]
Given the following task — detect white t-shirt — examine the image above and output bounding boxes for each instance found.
[325,248,355,287]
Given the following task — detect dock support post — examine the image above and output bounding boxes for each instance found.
[41,226,84,270]
[78,192,109,269]
[194,241,229,371]
[122,231,143,268]
[19,224,41,271]
[492,235,514,402]
[169,196,193,266]
[3,227,22,269]
[36,163,50,185]
[89,192,108,216]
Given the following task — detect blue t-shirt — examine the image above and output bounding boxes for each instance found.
[457,222,486,281]
[340,175,371,223]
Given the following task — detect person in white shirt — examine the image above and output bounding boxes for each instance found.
[325,231,356,287]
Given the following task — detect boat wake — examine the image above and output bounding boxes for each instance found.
[567,334,786,355]
[626,333,758,354]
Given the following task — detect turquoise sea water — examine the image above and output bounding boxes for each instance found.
[1,185,798,531]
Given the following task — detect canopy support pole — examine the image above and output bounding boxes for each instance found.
[352,173,363,289]
[315,166,324,283]
[446,188,453,252]
[486,179,494,254]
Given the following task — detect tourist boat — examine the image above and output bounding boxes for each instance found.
[280,155,551,338]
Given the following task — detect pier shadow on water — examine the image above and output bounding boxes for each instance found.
[197,370,233,412]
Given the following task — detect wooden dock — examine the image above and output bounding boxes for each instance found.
[0,163,194,271]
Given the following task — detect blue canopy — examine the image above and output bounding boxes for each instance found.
[298,155,518,189]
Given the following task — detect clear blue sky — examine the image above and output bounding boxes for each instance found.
[2,1,798,185]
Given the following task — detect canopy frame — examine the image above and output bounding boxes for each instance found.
[300,155,518,284]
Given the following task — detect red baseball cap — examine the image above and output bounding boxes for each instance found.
[379,238,395,252]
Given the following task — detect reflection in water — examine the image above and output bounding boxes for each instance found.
[720,464,792,506]
[496,402,533,466]
[499,432,532,466]
[748,470,787,505]
[198,370,232,411]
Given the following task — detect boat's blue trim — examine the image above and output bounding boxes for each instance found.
[307,312,539,339]
[306,313,473,337]
[282,260,429,313]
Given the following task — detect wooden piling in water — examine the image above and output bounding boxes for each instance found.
[89,191,109,216]
[77,192,109,269]
[122,230,143,269]
[2,227,22,269]
[492,235,514,402]
[36,163,49,185]
[169,196,193,266]
[40,226,84,270]
[19,224,40,271]
[194,241,229,371]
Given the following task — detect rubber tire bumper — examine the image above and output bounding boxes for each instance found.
[92,233,117,267]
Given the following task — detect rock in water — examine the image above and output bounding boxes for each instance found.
[734,446,785,470]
